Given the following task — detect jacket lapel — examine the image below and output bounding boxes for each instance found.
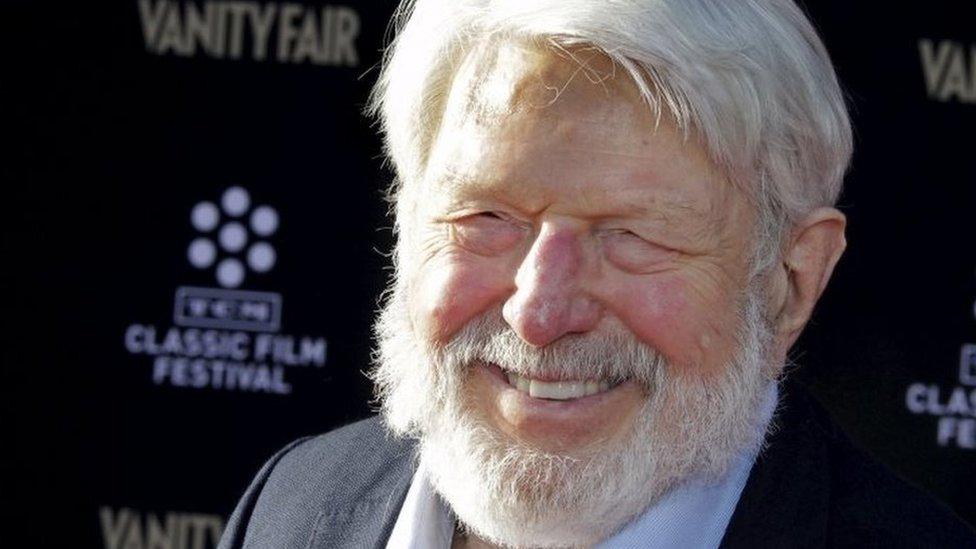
[308,436,418,549]
[720,384,831,548]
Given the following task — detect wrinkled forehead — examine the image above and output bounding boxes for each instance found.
[425,38,731,204]
[443,38,651,133]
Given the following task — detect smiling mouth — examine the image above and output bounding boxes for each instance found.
[502,370,624,400]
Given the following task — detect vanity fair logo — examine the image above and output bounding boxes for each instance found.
[903,269,976,450]
[100,506,224,549]
[137,0,361,66]
[123,186,327,395]
[919,38,976,104]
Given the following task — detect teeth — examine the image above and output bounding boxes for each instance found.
[529,379,587,399]
[505,371,616,400]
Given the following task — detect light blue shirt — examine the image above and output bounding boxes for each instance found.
[386,383,778,549]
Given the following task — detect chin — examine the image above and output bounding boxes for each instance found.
[420,395,670,548]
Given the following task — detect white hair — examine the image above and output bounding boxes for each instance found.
[367,0,853,270]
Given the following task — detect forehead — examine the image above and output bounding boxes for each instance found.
[424,40,740,230]
[448,40,641,126]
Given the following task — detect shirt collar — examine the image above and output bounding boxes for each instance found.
[385,455,455,549]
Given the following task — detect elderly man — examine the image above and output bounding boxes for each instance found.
[219,0,975,547]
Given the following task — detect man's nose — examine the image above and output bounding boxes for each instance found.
[502,221,602,347]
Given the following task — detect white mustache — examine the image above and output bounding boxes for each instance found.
[439,309,666,388]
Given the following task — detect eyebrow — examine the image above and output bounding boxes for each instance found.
[619,198,711,224]
[430,171,493,195]
[431,170,715,228]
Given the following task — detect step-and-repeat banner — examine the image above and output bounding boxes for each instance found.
[3,1,974,546]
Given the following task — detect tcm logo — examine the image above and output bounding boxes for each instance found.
[174,287,281,332]
[178,186,281,332]
[919,39,976,104]
[124,185,327,395]
[187,186,277,289]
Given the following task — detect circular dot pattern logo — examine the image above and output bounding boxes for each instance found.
[187,186,279,288]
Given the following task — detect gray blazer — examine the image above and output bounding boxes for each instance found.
[218,383,976,548]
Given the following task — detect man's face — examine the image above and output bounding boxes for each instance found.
[404,42,761,456]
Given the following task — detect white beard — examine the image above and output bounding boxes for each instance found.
[371,279,779,548]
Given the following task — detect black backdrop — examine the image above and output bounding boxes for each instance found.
[3,1,975,547]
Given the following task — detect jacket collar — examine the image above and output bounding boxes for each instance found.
[720,383,831,548]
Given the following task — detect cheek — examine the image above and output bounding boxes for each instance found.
[608,276,740,375]
[409,252,513,343]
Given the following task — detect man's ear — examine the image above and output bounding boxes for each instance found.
[772,207,847,349]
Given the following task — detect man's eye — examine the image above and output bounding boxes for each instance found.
[449,213,524,256]
[602,230,677,272]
